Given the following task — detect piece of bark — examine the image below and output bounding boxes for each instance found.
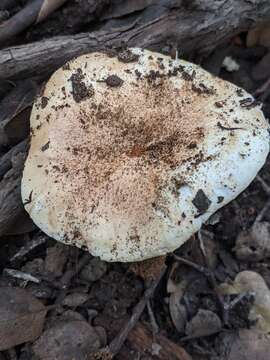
[0,80,39,147]
[127,323,192,360]
[1,0,270,80]
[0,145,28,237]
[0,138,28,180]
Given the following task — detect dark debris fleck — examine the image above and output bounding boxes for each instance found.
[192,189,212,214]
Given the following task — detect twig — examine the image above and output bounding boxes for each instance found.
[173,237,225,321]
[0,0,67,45]
[93,267,166,359]
[147,300,159,335]
[223,291,255,325]
[10,233,47,264]
[172,253,211,276]
[3,268,40,284]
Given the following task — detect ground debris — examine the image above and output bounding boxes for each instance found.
[33,320,101,360]
[234,221,270,262]
[0,287,47,351]
[184,309,222,340]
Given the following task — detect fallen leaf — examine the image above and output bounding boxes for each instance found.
[0,287,46,350]
[169,286,187,333]
[185,309,222,339]
[32,320,101,360]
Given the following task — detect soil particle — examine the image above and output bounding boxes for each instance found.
[192,83,215,95]
[41,141,50,152]
[62,62,71,71]
[69,68,94,103]
[41,96,49,109]
[117,50,139,63]
[105,75,124,87]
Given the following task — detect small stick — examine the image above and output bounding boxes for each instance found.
[172,253,211,276]
[223,291,255,325]
[93,267,166,359]
[147,299,159,335]
[3,268,40,284]
[10,234,47,264]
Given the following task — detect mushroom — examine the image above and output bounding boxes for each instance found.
[21,48,270,262]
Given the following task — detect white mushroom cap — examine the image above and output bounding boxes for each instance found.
[21,48,270,262]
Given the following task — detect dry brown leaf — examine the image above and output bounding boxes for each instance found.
[184,309,222,339]
[33,320,101,360]
[0,287,47,350]
[169,286,187,333]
